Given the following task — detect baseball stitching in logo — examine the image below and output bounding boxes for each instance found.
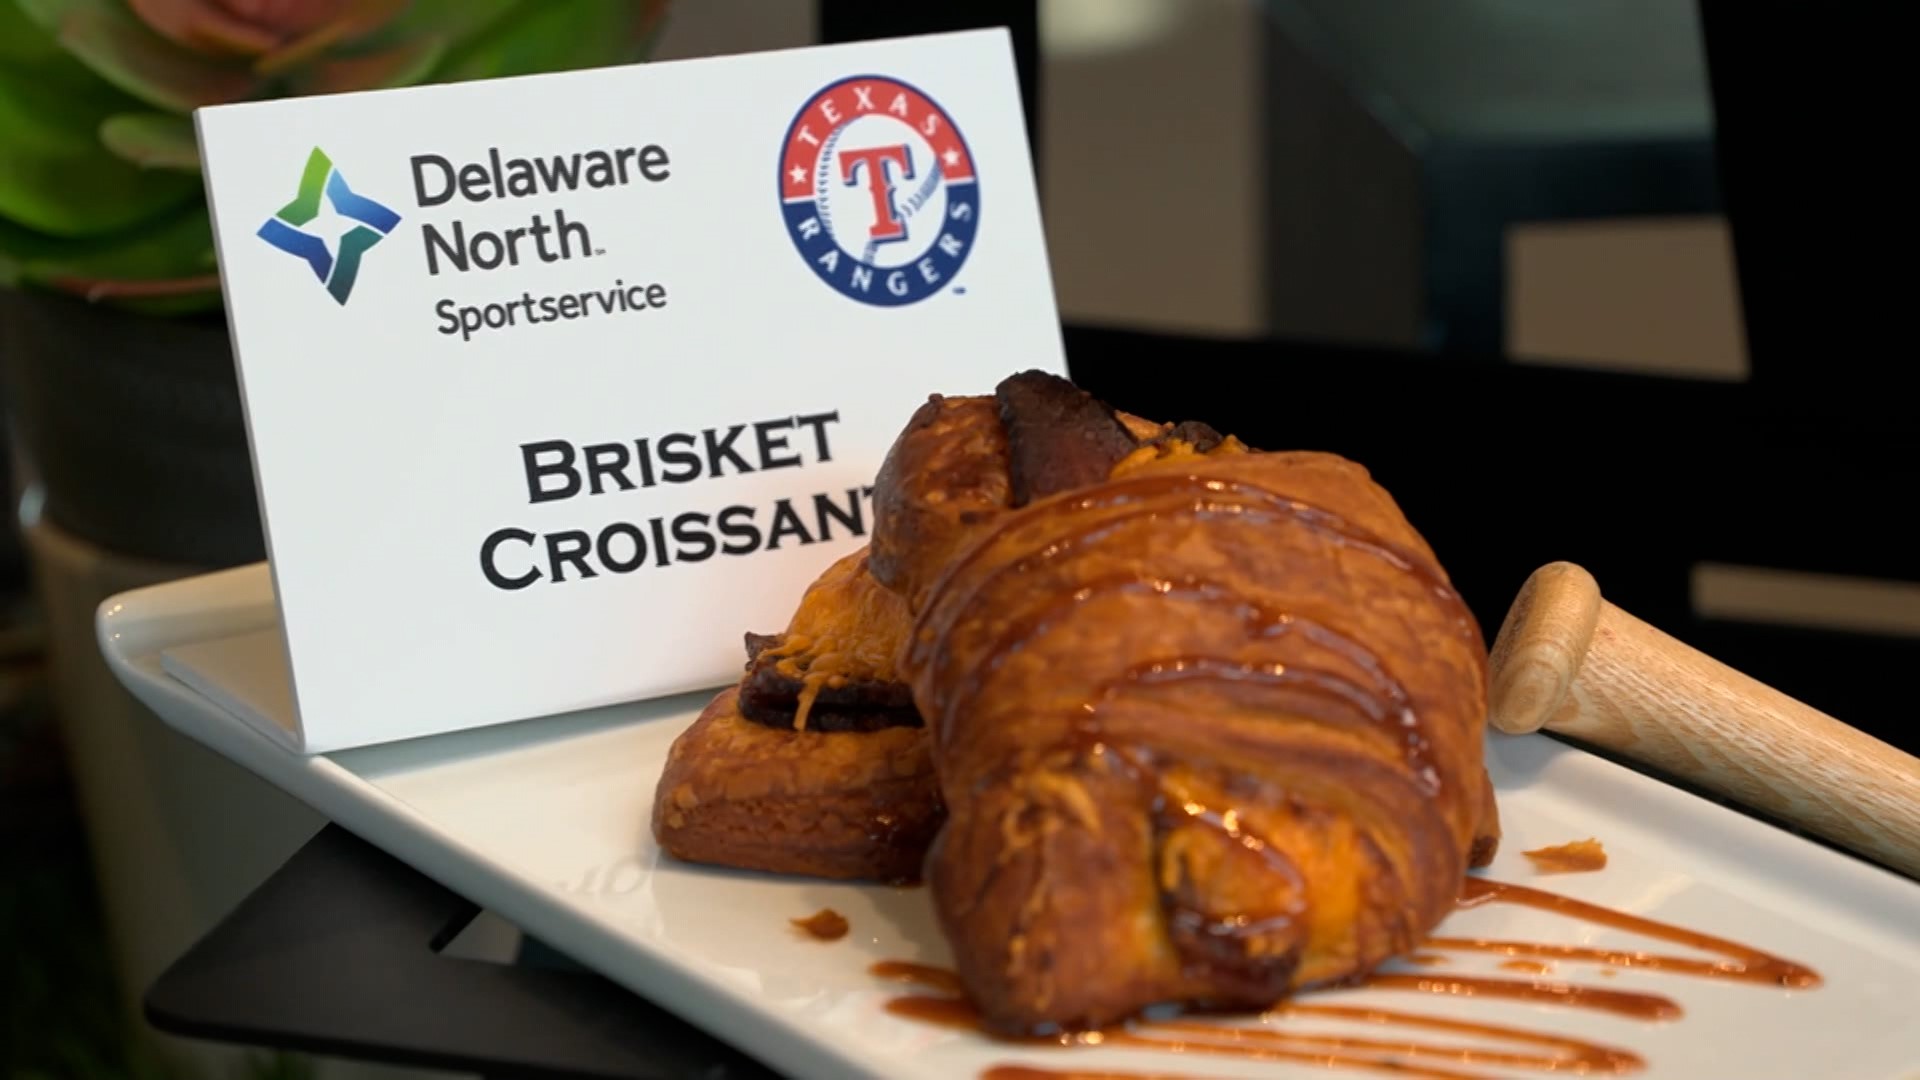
[257,147,402,305]
[778,75,979,306]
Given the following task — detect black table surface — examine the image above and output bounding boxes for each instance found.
[146,824,776,1080]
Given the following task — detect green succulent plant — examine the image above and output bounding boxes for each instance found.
[0,0,670,315]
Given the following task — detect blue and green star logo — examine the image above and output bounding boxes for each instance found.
[256,148,401,305]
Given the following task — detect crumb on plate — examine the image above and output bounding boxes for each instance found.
[1522,837,1607,873]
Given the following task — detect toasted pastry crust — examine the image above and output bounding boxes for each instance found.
[870,394,1012,612]
[652,688,942,882]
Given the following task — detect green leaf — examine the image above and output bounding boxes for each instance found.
[99,288,222,316]
[289,34,445,94]
[357,0,521,50]
[429,0,655,83]
[252,0,412,75]
[0,60,201,235]
[0,0,64,62]
[0,219,76,285]
[99,112,201,170]
[16,0,261,112]
[0,201,214,288]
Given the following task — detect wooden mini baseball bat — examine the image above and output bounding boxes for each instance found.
[1487,561,1920,879]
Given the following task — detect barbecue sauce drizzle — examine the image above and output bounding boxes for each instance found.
[909,473,1479,754]
[872,875,1819,1080]
[1441,877,1820,987]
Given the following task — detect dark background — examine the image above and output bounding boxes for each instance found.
[847,0,1918,752]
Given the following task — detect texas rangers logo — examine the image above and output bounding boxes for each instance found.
[779,75,979,306]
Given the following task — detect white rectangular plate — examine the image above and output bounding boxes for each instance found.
[101,564,1920,1080]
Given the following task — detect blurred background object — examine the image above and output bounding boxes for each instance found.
[1,0,672,566]
[1037,0,1917,756]
[1040,0,1728,360]
[1,3,669,1078]
[815,0,1918,770]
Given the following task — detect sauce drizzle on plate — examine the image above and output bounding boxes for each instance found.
[1448,877,1821,987]
[870,875,1821,1080]
[790,908,850,941]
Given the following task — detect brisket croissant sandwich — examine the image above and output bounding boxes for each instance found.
[654,371,1500,1034]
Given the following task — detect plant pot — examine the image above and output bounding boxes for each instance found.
[0,287,264,568]
[22,514,323,1078]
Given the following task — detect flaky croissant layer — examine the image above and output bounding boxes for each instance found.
[901,450,1495,1033]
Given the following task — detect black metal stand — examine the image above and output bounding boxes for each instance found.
[145,825,776,1080]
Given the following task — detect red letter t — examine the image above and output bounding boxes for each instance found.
[839,145,912,242]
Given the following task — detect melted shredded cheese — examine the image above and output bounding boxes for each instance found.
[1108,434,1251,479]
[764,549,911,730]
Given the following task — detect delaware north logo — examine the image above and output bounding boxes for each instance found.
[778,75,978,306]
[257,148,402,305]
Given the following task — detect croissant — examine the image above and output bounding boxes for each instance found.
[896,430,1498,1032]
